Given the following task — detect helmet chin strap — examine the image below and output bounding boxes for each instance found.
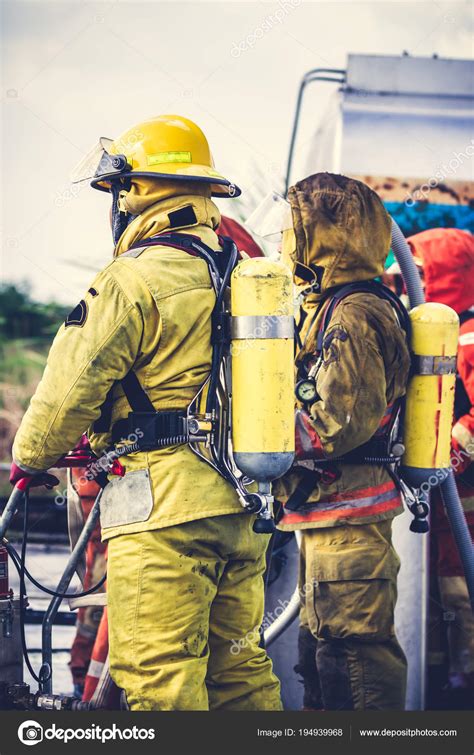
[111,182,135,245]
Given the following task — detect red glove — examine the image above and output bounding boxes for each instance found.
[73,434,92,457]
[9,462,59,491]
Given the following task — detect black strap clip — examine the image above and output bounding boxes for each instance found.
[112,410,188,450]
[285,467,321,511]
[211,311,231,347]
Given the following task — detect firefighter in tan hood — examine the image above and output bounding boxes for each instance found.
[11,115,282,710]
[274,173,411,709]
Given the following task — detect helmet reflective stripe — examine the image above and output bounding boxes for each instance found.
[147,151,192,165]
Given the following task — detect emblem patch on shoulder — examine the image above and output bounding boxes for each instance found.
[65,299,88,328]
[322,326,348,366]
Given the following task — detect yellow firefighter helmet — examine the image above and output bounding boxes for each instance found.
[71,115,240,198]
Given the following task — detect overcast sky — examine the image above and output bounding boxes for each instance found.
[1,0,473,303]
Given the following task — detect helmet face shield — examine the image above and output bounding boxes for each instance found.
[70,137,121,184]
[245,191,293,240]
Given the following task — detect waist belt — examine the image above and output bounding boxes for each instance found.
[285,435,404,512]
[316,436,402,466]
[112,410,188,450]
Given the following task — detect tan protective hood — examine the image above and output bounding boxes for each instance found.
[287,173,392,299]
[114,188,221,257]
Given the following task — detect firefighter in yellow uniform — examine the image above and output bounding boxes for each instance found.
[11,115,282,711]
[274,173,411,710]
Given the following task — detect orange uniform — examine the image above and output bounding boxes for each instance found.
[68,468,107,695]
[407,229,474,704]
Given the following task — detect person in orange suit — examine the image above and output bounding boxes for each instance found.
[407,228,474,709]
[68,464,107,698]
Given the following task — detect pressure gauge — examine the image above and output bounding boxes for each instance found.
[295,378,318,404]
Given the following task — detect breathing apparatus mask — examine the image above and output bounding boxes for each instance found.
[70,138,137,245]
[245,191,320,297]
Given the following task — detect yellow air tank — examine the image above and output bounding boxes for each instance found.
[230,257,295,483]
[402,302,459,487]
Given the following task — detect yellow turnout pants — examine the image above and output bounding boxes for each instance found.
[107,513,282,711]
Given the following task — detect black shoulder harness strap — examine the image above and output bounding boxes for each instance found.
[120,371,155,413]
[297,280,411,385]
[93,232,238,434]
[315,279,411,354]
[126,231,236,281]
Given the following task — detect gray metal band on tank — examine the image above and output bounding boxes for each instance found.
[412,355,457,375]
[230,315,294,340]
